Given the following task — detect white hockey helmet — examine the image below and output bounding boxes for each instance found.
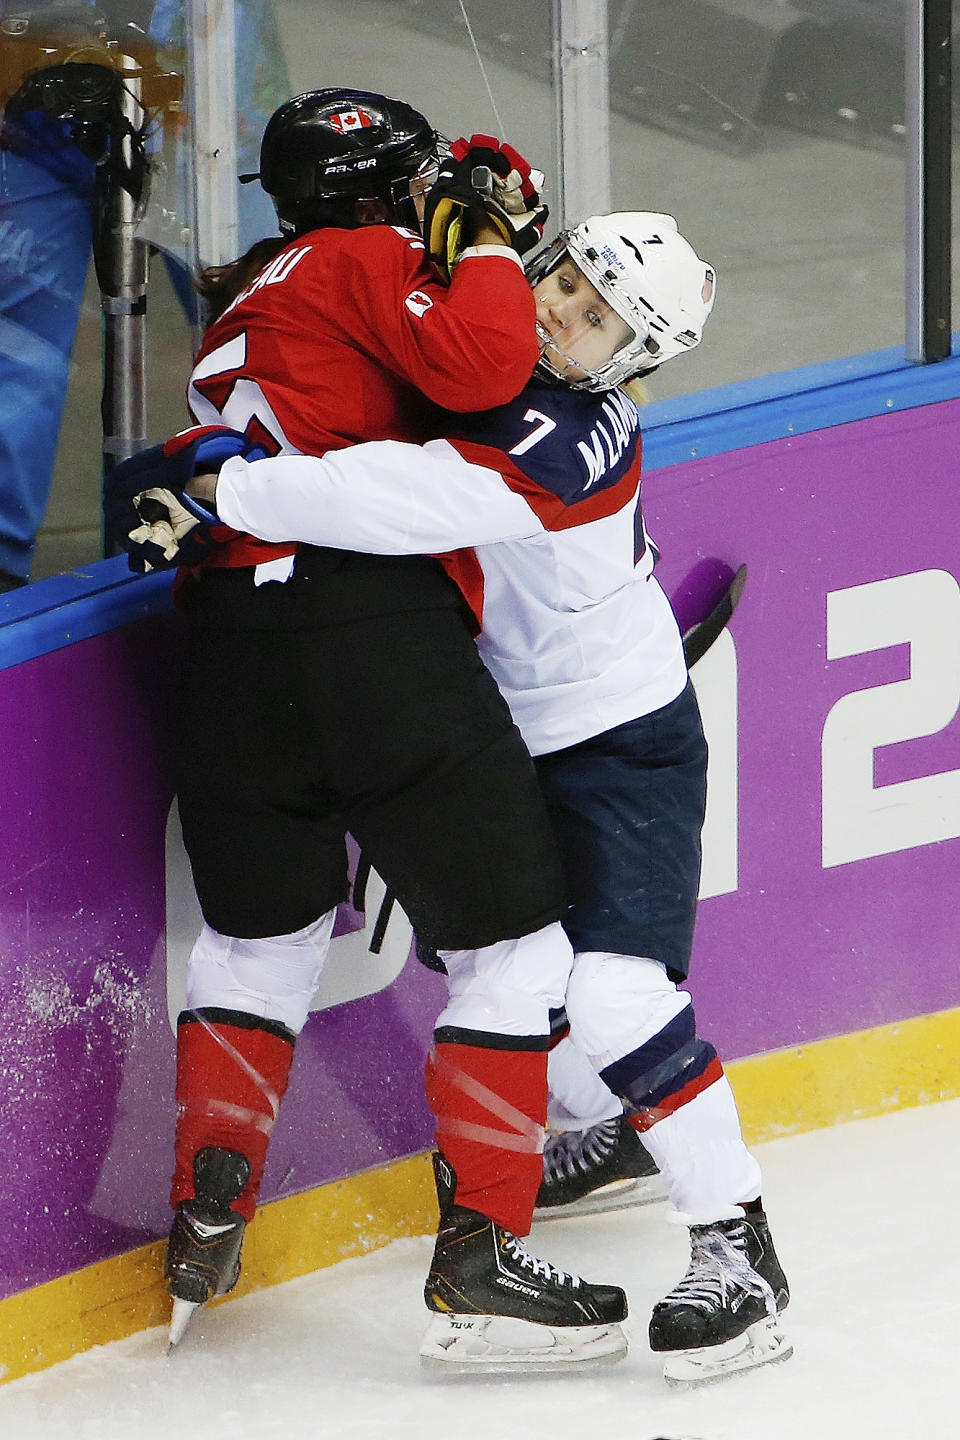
[526,212,716,391]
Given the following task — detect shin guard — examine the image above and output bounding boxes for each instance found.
[425,1033,548,1235]
[171,1008,296,1222]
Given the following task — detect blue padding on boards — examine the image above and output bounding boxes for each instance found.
[641,341,960,471]
[0,558,174,671]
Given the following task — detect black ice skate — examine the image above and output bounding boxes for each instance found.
[420,1152,628,1372]
[649,1209,792,1385]
[165,1146,250,1351]
[534,1116,666,1220]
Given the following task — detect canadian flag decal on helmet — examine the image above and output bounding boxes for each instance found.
[329,108,374,134]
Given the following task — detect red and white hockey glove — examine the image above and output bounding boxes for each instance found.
[423,134,548,280]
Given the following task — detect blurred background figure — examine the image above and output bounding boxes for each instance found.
[0,0,289,589]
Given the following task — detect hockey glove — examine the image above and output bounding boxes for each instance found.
[125,487,223,571]
[104,427,267,572]
[423,134,548,281]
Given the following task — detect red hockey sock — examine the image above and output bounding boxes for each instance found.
[425,1036,547,1236]
[171,1009,296,1222]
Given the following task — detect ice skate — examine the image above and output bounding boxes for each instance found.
[420,1152,628,1373]
[649,1209,792,1385]
[165,1146,250,1351]
[534,1116,666,1220]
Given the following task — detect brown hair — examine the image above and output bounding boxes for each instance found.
[192,191,379,325]
[194,237,289,325]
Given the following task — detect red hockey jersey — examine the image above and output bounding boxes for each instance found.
[181,226,538,569]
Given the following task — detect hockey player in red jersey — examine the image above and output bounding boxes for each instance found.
[105,89,629,1361]
[129,212,792,1383]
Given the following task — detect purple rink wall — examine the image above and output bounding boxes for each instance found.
[0,353,958,1315]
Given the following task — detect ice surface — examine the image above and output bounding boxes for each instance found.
[2,1098,957,1440]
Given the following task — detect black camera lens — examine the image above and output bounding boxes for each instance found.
[50,63,120,114]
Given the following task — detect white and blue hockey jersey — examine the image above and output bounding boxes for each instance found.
[214,381,688,755]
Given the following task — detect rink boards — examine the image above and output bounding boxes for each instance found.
[0,347,958,1382]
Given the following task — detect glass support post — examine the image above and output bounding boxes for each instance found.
[98,60,149,482]
[905,0,952,362]
[553,0,611,230]
[187,0,239,269]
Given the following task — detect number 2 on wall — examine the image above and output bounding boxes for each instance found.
[822,569,960,867]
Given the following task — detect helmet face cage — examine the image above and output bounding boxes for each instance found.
[253,89,441,232]
[525,234,636,392]
[527,213,716,393]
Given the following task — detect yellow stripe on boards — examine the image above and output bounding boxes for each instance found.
[727,1005,960,1143]
[0,1153,438,1388]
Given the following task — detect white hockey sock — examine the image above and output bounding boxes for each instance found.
[639,1077,762,1221]
[546,1035,622,1130]
[185,910,336,1035]
[435,922,575,1038]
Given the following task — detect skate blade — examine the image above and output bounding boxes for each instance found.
[419,1313,628,1374]
[534,1173,668,1222]
[662,1315,793,1387]
[167,1297,203,1353]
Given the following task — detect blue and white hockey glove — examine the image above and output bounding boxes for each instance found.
[105,427,268,572]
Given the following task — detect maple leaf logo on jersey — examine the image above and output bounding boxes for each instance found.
[328,108,373,134]
[404,290,434,318]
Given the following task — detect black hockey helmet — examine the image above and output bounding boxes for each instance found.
[245,87,441,231]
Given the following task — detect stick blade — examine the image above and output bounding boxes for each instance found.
[682,563,747,669]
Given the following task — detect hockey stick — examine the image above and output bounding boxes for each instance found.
[352,850,398,956]
[681,563,747,669]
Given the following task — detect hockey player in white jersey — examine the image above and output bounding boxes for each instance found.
[119,212,791,1384]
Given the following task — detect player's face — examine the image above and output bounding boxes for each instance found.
[409,155,442,226]
[533,259,634,381]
